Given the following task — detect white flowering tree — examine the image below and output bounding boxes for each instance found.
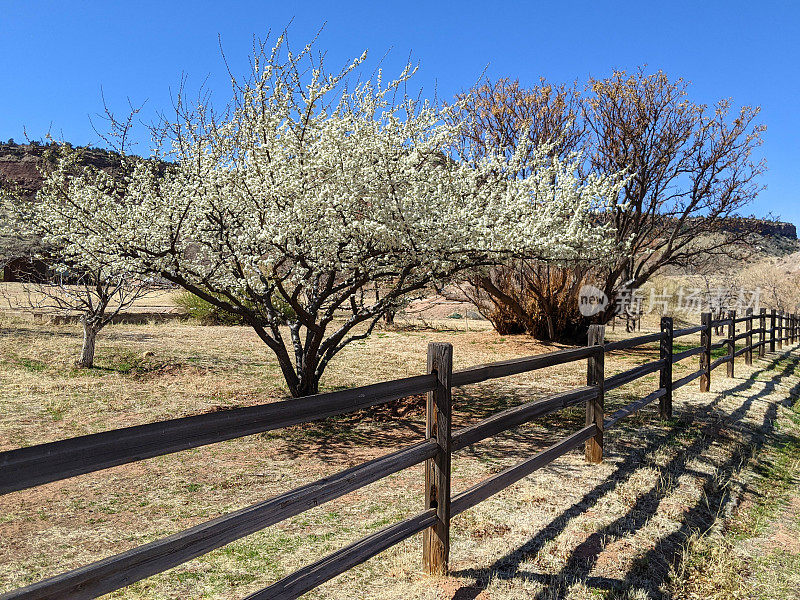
[2,148,153,368]
[35,35,622,396]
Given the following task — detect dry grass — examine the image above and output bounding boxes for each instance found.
[0,315,797,599]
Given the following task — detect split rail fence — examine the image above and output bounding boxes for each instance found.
[1,308,799,599]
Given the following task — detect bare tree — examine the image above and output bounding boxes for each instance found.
[584,68,766,315]
[460,260,592,339]
[5,266,150,367]
[452,77,585,173]
[454,69,766,341]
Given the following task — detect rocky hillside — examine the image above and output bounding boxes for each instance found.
[0,141,119,199]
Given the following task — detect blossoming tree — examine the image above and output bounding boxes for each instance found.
[35,35,622,396]
[3,148,153,368]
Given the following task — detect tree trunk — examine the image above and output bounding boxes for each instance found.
[545,314,555,341]
[77,321,98,368]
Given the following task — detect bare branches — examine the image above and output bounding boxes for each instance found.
[584,68,766,297]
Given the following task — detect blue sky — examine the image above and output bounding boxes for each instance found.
[1,1,798,224]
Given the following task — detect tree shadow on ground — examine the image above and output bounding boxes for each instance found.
[448,349,800,599]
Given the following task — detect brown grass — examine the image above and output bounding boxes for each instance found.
[0,315,797,599]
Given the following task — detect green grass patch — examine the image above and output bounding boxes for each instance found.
[18,357,47,372]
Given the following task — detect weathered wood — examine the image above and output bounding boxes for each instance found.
[604,359,665,392]
[710,317,733,327]
[778,311,784,350]
[0,373,436,495]
[605,388,667,429]
[770,309,777,352]
[423,343,452,576]
[451,425,597,516]
[732,330,750,342]
[700,312,712,392]
[727,310,736,378]
[673,346,703,363]
[673,325,705,338]
[745,308,753,365]
[710,356,728,372]
[451,346,596,387]
[710,339,729,351]
[451,386,598,452]
[603,331,664,352]
[673,367,705,390]
[759,308,767,358]
[659,317,673,420]
[585,325,605,463]
[0,440,438,600]
[733,346,748,358]
[247,509,439,600]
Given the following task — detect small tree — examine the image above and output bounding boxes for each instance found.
[34,34,621,396]
[5,265,149,367]
[3,149,152,367]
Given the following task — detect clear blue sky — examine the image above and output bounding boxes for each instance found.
[1,1,798,225]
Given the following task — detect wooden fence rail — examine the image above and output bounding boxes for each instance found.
[1,309,797,600]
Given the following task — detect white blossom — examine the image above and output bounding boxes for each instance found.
[31,35,624,396]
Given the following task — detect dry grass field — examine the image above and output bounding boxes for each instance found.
[1,314,798,599]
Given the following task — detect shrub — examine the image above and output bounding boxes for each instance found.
[174,292,247,325]
[175,291,294,325]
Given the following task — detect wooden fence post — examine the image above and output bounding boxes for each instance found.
[659,316,673,420]
[759,308,767,358]
[585,324,605,463]
[745,308,753,366]
[700,312,712,392]
[727,310,736,378]
[778,310,784,350]
[770,309,776,353]
[423,342,452,576]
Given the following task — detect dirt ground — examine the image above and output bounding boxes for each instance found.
[0,316,798,599]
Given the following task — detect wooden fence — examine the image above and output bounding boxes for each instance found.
[1,308,799,599]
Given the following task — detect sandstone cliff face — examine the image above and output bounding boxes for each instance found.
[716,217,797,240]
[0,141,118,199]
[0,143,44,198]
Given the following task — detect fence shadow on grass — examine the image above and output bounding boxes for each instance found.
[448,349,800,600]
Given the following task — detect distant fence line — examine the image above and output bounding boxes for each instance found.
[1,308,798,599]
